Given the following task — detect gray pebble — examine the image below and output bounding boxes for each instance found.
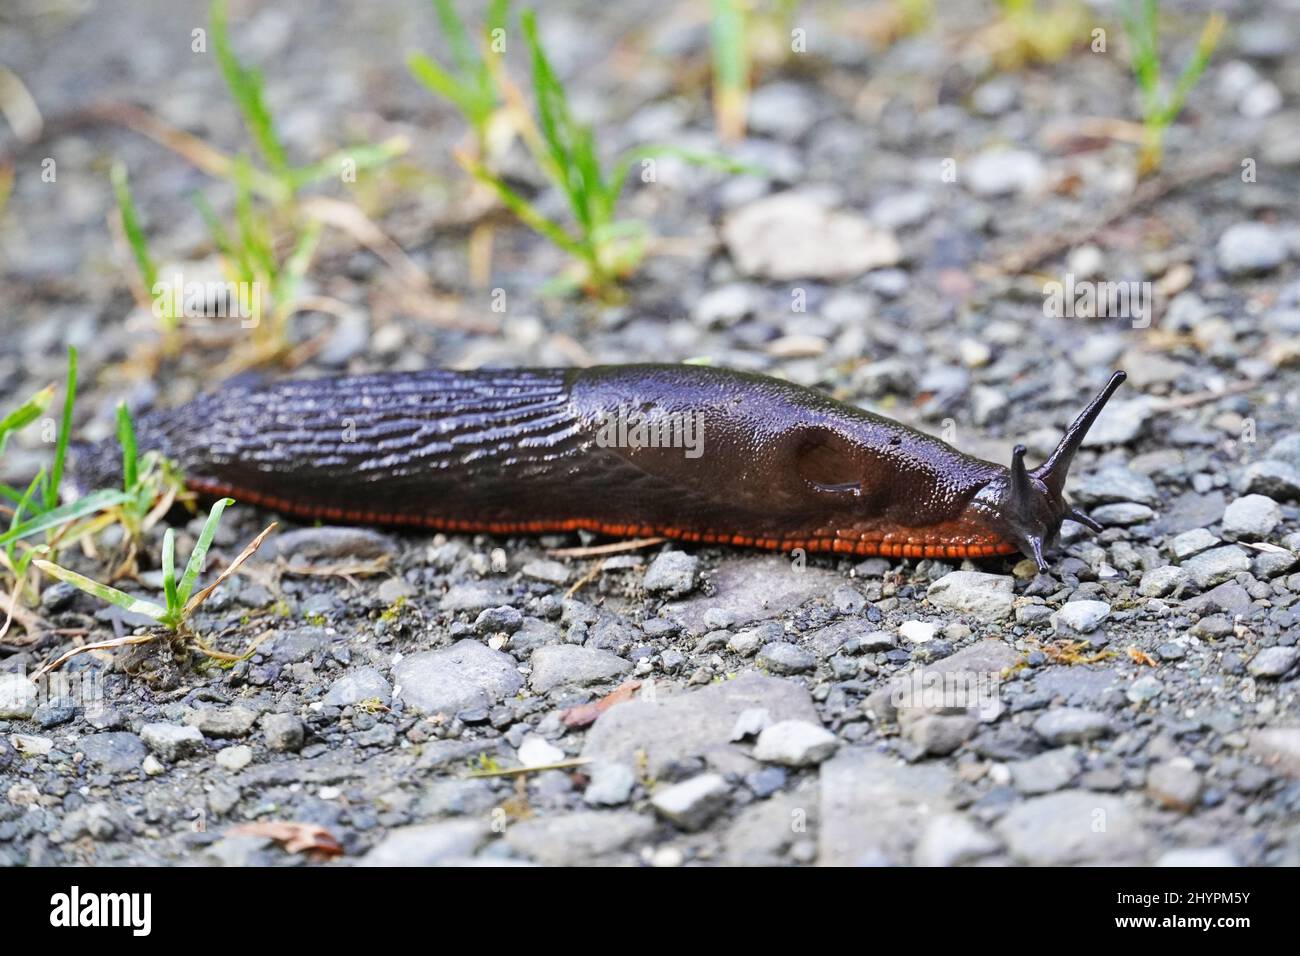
[1217,222,1286,276]
[1247,646,1299,679]
[650,773,731,830]
[1033,708,1113,745]
[757,642,815,674]
[140,723,205,761]
[642,551,699,597]
[1221,494,1282,540]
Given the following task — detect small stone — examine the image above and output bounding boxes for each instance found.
[756,642,815,674]
[1171,528,1219,559]
[261,713,305,752]
[187,705,259,738]
[1033,708,1112,745]
[1248,727,1300,777]
[10,734,52,756]
[475,605,524,636]
[582,671,816,780]
[650,846,685,868]
[1217,222,1286,276]
[1156,847,1239,867]
[530,645,632,693]
[1091,502,1156,526]
[142,755,165,776]
[505,812,652,865]
[729,708,771,741]
[583,762,637,806]
[1182,546,1251,590]
[394,640,523,715]
[1146,758,1203,812]
[903,714,978,756]
[694,282,760,326]
[1009,747,1079,795]
[913,814,1001,867]
[518,734,566,768]
[216,745,253,772]
[1238,460,1300,501]
[753,719,839,767]
[0,673,36,719]
[522,559,570,585]
[1052,601,1111,634]
[650,773,731,830]
[269,526,395,561]
[870,190,932,230]
[747,766,787,798]
[642,552,699,597]
[1126,675,1163,704]
[995,791,1150,864]
[1071,467,1159,506]
[323,667,392,708]
[722,191,900,281]
[360,820,490,866]
[1139,566,1188,597]
[79,732,146,773]
[926,570,1014,620]
[898,620,936,644]
[965,149,1044,197]
[1221,494,1282,541]
[1248,646,1299,679]
[856,631,898,652]
[141,722,205,761]
[1083,399,1154,447]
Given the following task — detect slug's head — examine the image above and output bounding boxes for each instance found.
[976,371,1127,573]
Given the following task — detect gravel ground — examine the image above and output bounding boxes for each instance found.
[1,0,1299,867]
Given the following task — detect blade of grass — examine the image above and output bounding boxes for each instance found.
[408,52,491,125]
[710,0,749,141]
[1159,12,1225,125]
[110,163,160,298]
[183,520,276,616]
[0,489,132,546]
[211,0,290,177]
[287,137,409,191]
[0,385,52,458]
[116,401,139,491]
[5,470,43,543]
[33,560,167,621]
[46,347,76,512]
[162,527,178,613]
[177,497,234,608]
[608,144,764,199]
[458,153,585,258]
[32,632,159,680]
[434,0,478,79]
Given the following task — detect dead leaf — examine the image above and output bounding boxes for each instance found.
[1127,646,1157,667]
[227,821,343,858]
[561,679,643,729]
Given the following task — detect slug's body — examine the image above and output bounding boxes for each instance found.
[70,365,1126,571]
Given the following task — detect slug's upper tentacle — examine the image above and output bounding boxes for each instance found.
[967,371,1128,571]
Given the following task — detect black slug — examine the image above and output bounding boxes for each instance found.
[69,365,1126,572]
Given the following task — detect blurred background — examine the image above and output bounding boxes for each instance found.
[1,0,1297,476]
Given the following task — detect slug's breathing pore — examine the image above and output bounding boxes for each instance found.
[66,365,1127,573]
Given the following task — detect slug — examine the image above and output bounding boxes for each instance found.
[69,365,1126,572]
